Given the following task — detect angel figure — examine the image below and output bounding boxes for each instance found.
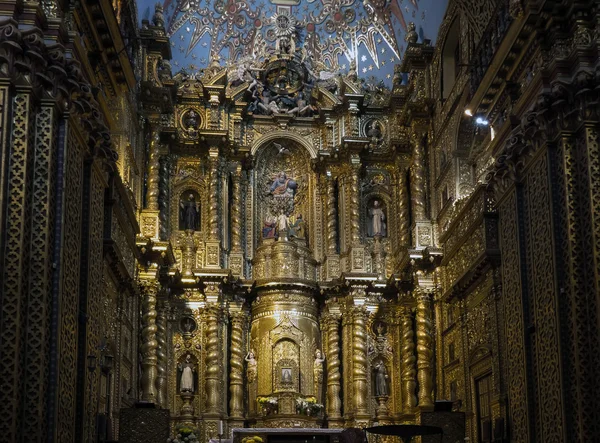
[245,350,257,383]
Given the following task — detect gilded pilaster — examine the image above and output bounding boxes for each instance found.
[181,230,197,277]
[229,311,246,422]
[140,279,159,402]
[155,300,168,407]
[401,306,418,413]
[351,306,370,423]
[349,161,360,246]
[208,151,219,240]
[204,305,221,415]
[323,313,343,425]
[416,289,434,408]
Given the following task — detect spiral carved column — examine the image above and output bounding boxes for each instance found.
[401,306,418,413]
[231,167,242,252]
[351,306,369,421]
[326,178,337,254]
[204,305,221,415]
[229,312,246,421]
[155,300,168,407]
[416,290,434,408]
[398,169,411,248]
[324,314,342,424]
[208,152,220,242]
[140,281,159,402]
[349,164,361,245]
[145,130,160,210]
[410,136,426,221]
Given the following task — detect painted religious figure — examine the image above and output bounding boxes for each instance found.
[368,200,387,237]
[289,214,306,239]
[179,192,200,231]
[179,354,196,393]
[262,216,276,239]
[270,171,297,198]
[282,367,292,383]
[374,361,389,396]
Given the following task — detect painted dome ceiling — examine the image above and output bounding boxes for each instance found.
[138,0,448,85]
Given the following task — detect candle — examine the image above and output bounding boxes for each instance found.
[218,420,224,436]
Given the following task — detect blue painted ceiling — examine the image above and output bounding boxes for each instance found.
[138,0,449,85]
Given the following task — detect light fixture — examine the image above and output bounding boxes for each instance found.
[101,354,114,372]
[87,354,97,372]
[464,109,473,117]
[475,117,489,126]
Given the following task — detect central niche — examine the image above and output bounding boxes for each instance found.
[254,138,312,245]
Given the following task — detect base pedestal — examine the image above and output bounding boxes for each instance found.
[119,405,170,443]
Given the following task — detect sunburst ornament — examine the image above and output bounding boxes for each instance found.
[272,11,297,37]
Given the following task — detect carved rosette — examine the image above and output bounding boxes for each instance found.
[140,280,159,402]
[401,306,418,412]
[323,314,342,423]
[229,312,246,420]
[416,290,434,408]
[204,305,221,415]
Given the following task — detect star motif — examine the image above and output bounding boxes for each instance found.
[368,65,373,71]
[361,55,367,62]
[362,67,367,73]
[387,74,391,79]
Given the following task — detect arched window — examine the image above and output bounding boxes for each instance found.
[441,18,460,100]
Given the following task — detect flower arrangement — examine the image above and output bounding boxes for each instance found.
[167,425,199,443]
[242,436,264,443]
[295,396,324,416]
[257,396,278,415]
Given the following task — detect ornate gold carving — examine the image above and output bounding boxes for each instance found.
[351,306,369,419]
[156,301,168,407]
[410,135,426,220]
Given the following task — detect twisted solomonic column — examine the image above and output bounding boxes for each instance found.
[140,280,159,402]
[230,167,243,253]
[410,135,427,221]
[349,164,361,245]
[326,178,338,254]
[398,169,411,248]
[229,312,246,420]
[145,130,160,210]
[416,290,434,408]
[351,307,369,419]
[323,314,342,423]
[204,306,221,415]
[401,306,418,412]
[155,300,168,407]
[208,153,220,242]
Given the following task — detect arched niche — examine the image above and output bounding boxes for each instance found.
[171,174,207,236]
[441,17,460,100]
[272,339,300,393]
[252,137,314,249]
[177,189,201,231]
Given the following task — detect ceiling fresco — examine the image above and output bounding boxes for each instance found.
[138,0,448,85]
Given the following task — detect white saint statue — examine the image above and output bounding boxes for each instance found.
[369,200,386,236]
[276,211,289,238]
[179,354,195,393]
[314,350,325,382]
